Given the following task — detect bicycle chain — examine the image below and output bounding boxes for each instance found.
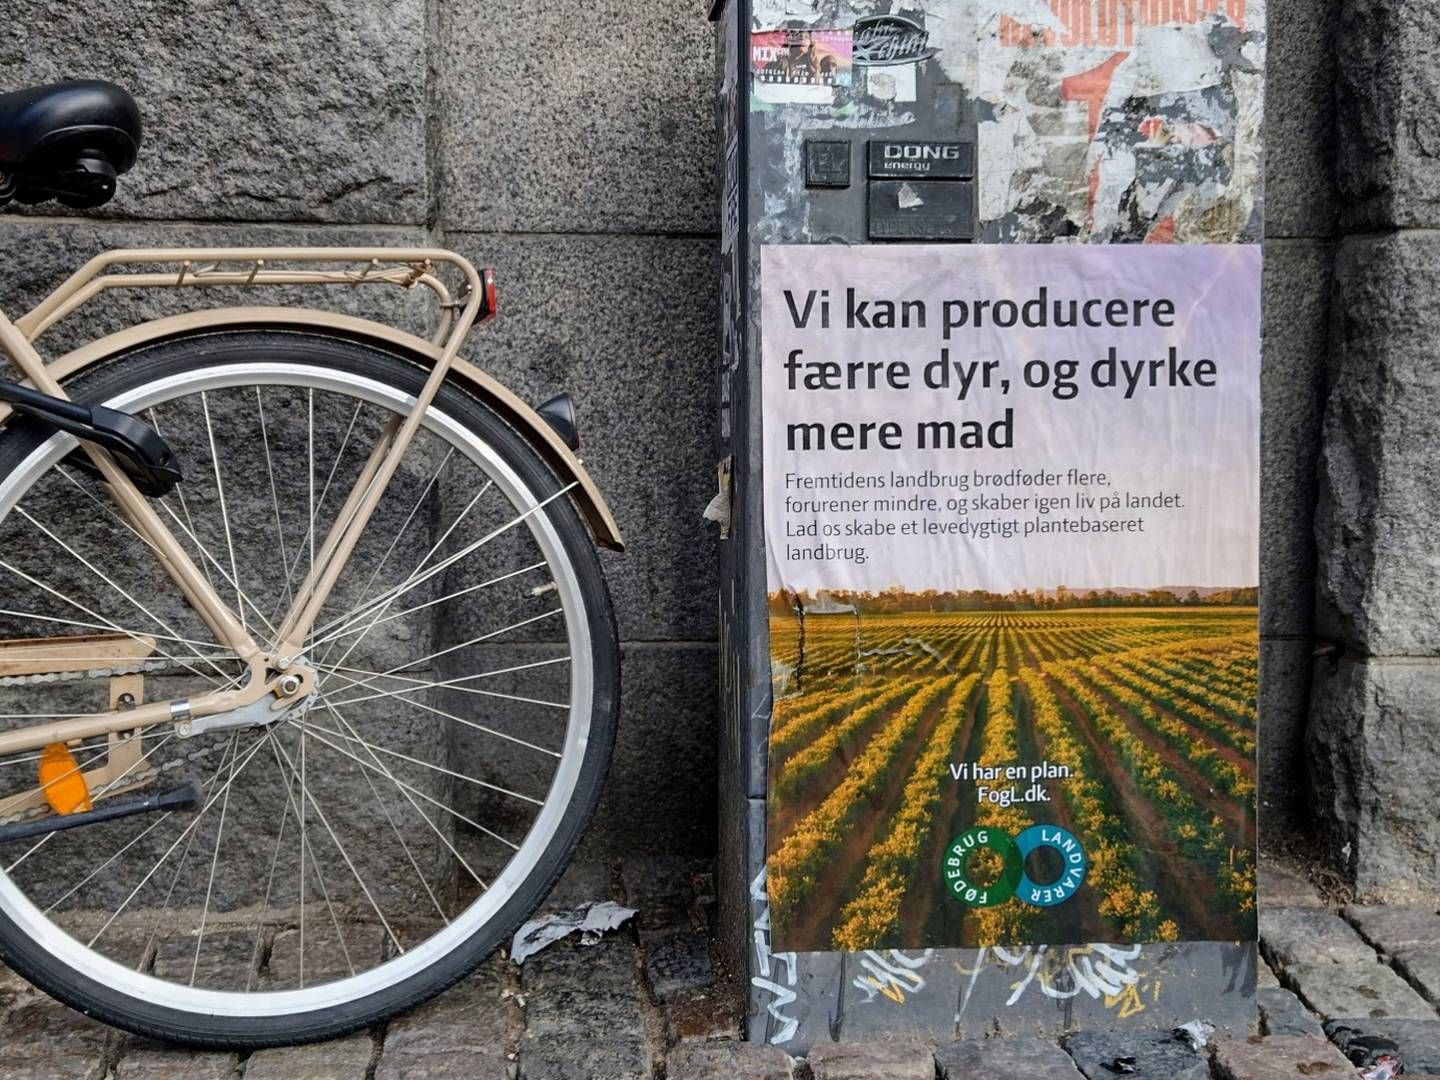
[0,658,178,689]
[0,660,234,826]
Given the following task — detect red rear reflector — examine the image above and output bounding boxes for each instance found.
[481,268,497,321]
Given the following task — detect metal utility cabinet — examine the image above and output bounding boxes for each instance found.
[710,0,1266,1052]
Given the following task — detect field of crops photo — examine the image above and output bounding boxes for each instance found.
[764,599,1258,952]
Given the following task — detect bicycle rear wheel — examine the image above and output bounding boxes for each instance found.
[0,328,618,1045]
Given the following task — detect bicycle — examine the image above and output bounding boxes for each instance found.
[0,79,622,1045]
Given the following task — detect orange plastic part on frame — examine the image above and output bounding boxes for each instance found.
[38,743,93,815]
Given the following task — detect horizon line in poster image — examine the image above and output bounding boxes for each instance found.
[763,601,1257,952]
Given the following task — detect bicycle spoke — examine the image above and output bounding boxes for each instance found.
[268,399,367,631]
[297,716,543,806]
[322,701,488,894]
[14,507,232,681]
[246,799,290,989]
[264,728,355,987]
[147,409,219,601]
[190,732,240,986]
[316,609,565,702]
[310,662,563,758]
[311,480,496,674]
[13,729,174,881]
[319,705,449,923]
[0,560,228,687]
[305,478,498,646]
[139,753,237,965]
[255,389,295,618]
[320,655,571,714]
[0,606,238,657]
[154,498,280,642]
[266,729,402,954]
[304,559,545,652]
[289,718,519,852]
[346,447,455,617]
[86,734,269,948]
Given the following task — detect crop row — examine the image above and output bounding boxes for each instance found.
[829,675,980,950]
[1018,668,1174,941]
[1073,663,1255,799]
[770,681,895,764]
[970,666,1039,944]
[1111,653,1255,728]
[1046,662,1224,867]
[772,679,927,802]
[1091,656,1256,756]
[767,676,958,924]
[1036,658,1254,925]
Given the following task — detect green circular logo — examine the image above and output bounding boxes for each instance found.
[943,827,1023,907]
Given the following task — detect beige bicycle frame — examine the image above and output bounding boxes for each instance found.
[0,247,556,760]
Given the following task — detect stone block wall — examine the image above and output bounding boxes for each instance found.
[1259,0,1337,830]
[1305,0,1440,894]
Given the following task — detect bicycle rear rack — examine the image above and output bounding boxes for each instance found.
[13,247,494,354]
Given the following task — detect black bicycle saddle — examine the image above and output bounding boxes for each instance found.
[0,80,141,208]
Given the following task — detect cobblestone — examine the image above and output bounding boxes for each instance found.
[375,961,511,1080]
[1064,1030,1208,1080]
[1343,904,1440,955]
[935,1037,1084,1079]
[1258,863,1326,908]
[0,1060,109,1080]
[244,1034,374,1079]
[644,927,714,1001]
[665,1039,791,1079]
[1260,907,1378,967]
[1392,947,1440,1005]
[263,925,386,986]
[1285,960,1436,1021]
[0,859,716,1080]
[1211,1034,1355,1079]
[663,980,744,1042]
[113,1045,237,1079]
[1257,986,1326,1037]
[0,1000,112,1078]
[806,1039,935,1080]
[22,860,1438,1080]
[517,938,650,1079]
[151,930,260,990]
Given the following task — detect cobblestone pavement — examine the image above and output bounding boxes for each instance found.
[2,856,1439,1078]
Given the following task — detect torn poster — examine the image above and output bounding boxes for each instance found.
[752,29,853,105]
[863,63,918,104]
[977,0,1266,242]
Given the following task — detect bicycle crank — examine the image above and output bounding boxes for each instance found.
[0,780,201,844]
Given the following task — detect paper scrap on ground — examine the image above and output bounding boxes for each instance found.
[1173,1019,1214,1050]
[510,901,637,964]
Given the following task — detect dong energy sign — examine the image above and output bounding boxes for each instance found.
[761,244,1259,952]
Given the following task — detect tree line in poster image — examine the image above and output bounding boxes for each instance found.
[764,606,1258,952]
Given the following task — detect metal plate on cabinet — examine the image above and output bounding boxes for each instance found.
[868,179,975,240]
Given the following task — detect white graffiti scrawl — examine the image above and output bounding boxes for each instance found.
[851,949,936,1004]
[750,867,800,1044]
[958,943,1150,1022]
